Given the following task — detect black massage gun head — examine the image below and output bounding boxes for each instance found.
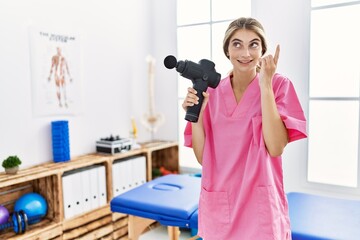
[164,55,178,69]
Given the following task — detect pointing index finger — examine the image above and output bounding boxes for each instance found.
[274,44,280,65]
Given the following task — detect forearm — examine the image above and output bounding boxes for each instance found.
[191,116,205,165]
[261,83,288,157]
[66,63,71,77]
[49,61,54,76]
[48,67,53,77]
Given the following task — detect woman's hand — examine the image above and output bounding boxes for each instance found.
[182,87,209,165]
[182,87,209,113]
[259,45,280,88]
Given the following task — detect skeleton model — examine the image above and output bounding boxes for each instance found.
[141,55,164,140]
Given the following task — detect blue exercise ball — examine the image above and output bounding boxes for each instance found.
[0,205,10,224]
[14,192,47,224]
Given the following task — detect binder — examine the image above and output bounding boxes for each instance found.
[89,166,100,210]
[132,157,140,188]
[132,156,147,188]
[80,168,92,213]
[139,156,147,185]
[71,171,83,217]
[112,160,121,196]
[97,165,107,206]
[114,160,127,195]
[62,172,75,219]
[124,159,133,191]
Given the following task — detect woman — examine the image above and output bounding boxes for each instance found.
[183,17,307,239]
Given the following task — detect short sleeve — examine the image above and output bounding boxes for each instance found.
[184,121,192,147]
[274,76,307,143]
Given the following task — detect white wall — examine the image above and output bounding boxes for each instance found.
[0,0,178,168]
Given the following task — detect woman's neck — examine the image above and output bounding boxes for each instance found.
[231,70,257,91]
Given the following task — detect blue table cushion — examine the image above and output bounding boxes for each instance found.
[288,192,360,240]
[111,174,201,228]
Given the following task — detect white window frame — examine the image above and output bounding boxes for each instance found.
[306,0,360,196]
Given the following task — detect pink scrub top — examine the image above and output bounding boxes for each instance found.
[184,73,307,240]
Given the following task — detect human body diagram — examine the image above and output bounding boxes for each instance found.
[47,47,73,108]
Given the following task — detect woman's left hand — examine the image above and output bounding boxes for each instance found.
[259,45,280,88]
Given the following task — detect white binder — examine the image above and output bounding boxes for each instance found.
[132,156,146,188]
[113,159,127,195]
[89,166,100,210]
[97,165,107,206]
[139,156,147,185]
[112,160,121,196]
[62,172,75,219]
[124,159,133,191]
[131,157,140,188]
[71,171,83,217]
[80,168,92,213]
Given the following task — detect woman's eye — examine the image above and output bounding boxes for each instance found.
[250,42,259,48]
[233,42,241,48]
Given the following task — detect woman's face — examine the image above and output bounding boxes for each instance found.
[227,29,262,73]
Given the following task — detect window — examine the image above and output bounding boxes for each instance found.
[308,1,360,188]
[176,0,251,169]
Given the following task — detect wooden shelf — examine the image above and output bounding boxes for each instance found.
[0,141,178,240]
[5,221,62,240]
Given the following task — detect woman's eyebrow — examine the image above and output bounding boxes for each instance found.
[231,38,260,43]
[231,38,242,42]
[250,38,261,43]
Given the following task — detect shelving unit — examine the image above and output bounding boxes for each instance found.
[0,141,179,240]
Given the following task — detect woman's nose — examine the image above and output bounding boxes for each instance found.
[240,47,250,57]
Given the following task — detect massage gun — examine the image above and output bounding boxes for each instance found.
[164,55,221,122]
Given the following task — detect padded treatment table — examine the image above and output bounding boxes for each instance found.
[111,174,201,240]
[287,192,360,240]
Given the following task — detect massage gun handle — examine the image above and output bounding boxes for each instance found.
[185,87,205,123]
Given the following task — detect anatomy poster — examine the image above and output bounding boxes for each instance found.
[29,26,82,116]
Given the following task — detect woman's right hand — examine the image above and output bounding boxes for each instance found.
[182,87,209,112]
[183,87,208,165]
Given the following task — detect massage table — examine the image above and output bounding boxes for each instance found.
[110,174,201,240]
[287,192,360,240]
[111,175,360,240]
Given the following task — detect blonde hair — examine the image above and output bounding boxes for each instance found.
[223,17,267,58]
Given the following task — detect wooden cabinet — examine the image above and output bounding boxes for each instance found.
[0,141,178,240]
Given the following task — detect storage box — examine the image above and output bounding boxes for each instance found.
[96,138,132,154]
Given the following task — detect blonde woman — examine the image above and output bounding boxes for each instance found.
[183,17,307,239]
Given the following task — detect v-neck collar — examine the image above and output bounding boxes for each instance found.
[220,74,259,118]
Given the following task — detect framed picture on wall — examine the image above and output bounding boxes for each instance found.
[29,26,82,116]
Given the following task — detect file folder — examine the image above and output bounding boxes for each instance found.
[97,165,107,206]
[80,167,92,213]
[62,172,75,219]
[89,166,100,210]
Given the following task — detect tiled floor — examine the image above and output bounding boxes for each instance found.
[139,225,192,240]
